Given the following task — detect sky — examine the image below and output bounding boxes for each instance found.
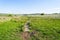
[0,0,60,14]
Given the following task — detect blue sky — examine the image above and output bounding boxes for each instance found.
[0,0,60,14]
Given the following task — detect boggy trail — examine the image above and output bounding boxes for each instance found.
[21,21,39,40]
[21,21,31,40]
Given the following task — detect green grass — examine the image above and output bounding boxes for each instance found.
[0,16,60,40]
[0,17,28,40]
[30,17,60,40]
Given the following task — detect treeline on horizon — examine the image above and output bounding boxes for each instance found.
[0,13,60,16]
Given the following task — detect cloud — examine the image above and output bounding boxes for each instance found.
[40,8,60,13]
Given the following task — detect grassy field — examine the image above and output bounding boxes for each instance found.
[0,15,60,40]
[29,17,60,40]
[0,16,28,40]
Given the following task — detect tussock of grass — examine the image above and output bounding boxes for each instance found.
[29,17,60,40]
[0,17,28,40]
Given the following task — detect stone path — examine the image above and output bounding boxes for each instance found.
[21,21,30,40]
[23,21,30,32]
